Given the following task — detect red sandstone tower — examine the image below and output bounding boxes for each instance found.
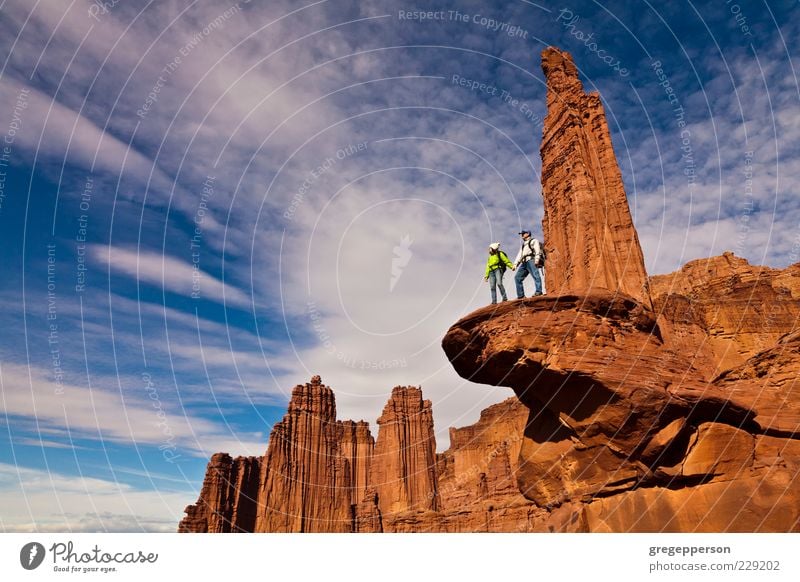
[540,47,651,307]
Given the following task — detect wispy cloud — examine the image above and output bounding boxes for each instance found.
[0,362,265,457]
[90,245,251,307]
[11,437,87,450]
[0,74,175,194]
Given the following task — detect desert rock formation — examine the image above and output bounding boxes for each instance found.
[442,282,800,531]
[540,47,650,305]
[367,387,438,516]
[180,47,799,533]
[650,251,800,376]
[253,377,353,532]
[178,453,261,533]
[438,46,799,532]
[180,380,551,532]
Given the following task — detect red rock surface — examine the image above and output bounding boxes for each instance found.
[254,376,353,532]
[178,453,260,533]
[650,252,800,377]
[400,397,548,533]
[540,47,650,305]
[442,262,799,531]
[180,376,358,533]
[338,420,374,506]
[368,387,438,518]
[180,384,552,533]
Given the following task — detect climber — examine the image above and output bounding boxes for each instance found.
[484,242,515,304]
[514,230,544,298]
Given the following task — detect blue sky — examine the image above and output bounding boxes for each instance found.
[0,0,798,531]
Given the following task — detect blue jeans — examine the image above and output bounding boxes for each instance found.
[488,269,507,303]
[515,259,543,298]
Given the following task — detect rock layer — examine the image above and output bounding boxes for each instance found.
[179,376,357,533]
[338,420,374,506]
[540,47,650,305]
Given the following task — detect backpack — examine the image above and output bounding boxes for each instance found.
[498,251,510,274]
[537,247,547,267]
[526,239,546,267]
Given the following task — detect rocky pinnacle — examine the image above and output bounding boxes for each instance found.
[540,47,651,306]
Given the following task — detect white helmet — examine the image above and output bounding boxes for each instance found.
[488,242,500,251]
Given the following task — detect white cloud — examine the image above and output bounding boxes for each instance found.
[11,437,85,450]
[90,245,251,307]
[0,76,175,194]
[0,362,265,458]
[0,463,188,532]
[265,179,519,439]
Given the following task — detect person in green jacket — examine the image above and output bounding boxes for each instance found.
[484,243,515,304]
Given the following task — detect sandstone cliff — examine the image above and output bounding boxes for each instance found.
[650,251,800,376]
[442,279,800,531]
[540,47,650,305]
[180,382,549,533]
[338,420,374,506]
[179,376,358,533]
[254,377,353,532]
[178,453,260,533]
[368,387,438,517]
